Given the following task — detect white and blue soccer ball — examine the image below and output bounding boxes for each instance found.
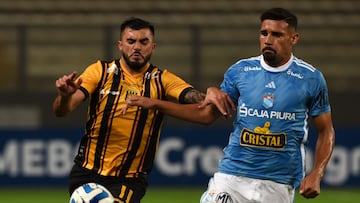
[69,182,114,203]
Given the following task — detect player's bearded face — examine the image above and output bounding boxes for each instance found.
[262,47,277,63]
[123,51,152,71]
[119,27,155,71]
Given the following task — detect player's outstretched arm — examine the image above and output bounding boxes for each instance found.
[125,96,219,125]
[299,112,335,199]
[53,71,85,117]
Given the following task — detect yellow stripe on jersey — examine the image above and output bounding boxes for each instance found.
[74,59,192,178]
[114,185,134,203]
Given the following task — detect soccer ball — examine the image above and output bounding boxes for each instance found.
[69,182,114,203]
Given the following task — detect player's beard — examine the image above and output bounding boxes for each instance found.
[122,52,152,71]
[262,47,277,65]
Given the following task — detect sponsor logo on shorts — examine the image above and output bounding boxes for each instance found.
[215,192,233,203]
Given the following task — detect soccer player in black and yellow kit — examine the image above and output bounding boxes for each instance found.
[53,18,233,203]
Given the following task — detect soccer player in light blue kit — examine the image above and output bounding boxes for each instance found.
[124,7,335,203]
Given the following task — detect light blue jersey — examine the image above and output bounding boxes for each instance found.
[219,54,331,188]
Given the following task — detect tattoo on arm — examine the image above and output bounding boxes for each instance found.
[183,89,205,104]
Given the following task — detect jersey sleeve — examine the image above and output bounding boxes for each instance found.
[220,64,241,104]
[78,61,103,98]
[160,69,193,103]
[309,71,331,116]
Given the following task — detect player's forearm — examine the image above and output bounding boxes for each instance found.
[52,95,73,117]
[153,100,217,125]
[312,127,335,178]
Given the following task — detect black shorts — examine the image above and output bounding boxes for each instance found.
[69,164,148,203]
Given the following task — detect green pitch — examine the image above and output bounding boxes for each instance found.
[0,187,359,203]
[143,187,360,203]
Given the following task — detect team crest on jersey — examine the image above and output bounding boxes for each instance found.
[263,92,274,108]
[125,89,138,100]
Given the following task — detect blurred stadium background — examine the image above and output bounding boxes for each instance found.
[0,0,359,202]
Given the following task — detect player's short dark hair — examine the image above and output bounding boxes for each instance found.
[120,17,155,37]
[260,8,298,30]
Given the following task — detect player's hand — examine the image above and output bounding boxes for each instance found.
[121,96,155,114]
[55,71,82,97]
[299,171,322,199]
[198,87,236,119]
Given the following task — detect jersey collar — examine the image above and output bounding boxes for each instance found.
[260,54,294,72]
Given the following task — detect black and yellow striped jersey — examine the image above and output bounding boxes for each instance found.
[74,59,193,178]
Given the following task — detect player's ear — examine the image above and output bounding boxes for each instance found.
[117,40,123,51]
[291,33,299,45]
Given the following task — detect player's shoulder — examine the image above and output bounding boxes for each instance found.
[97,59,117,66]
[292,57,324,78]
[233,55,261,66]
[81,60,109,74]
[149,63,163,72]
[292,57,318,72]
[147,64,181,80]
[91,59,117,70]
[228,55,262,71]
[91,59,120,75]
